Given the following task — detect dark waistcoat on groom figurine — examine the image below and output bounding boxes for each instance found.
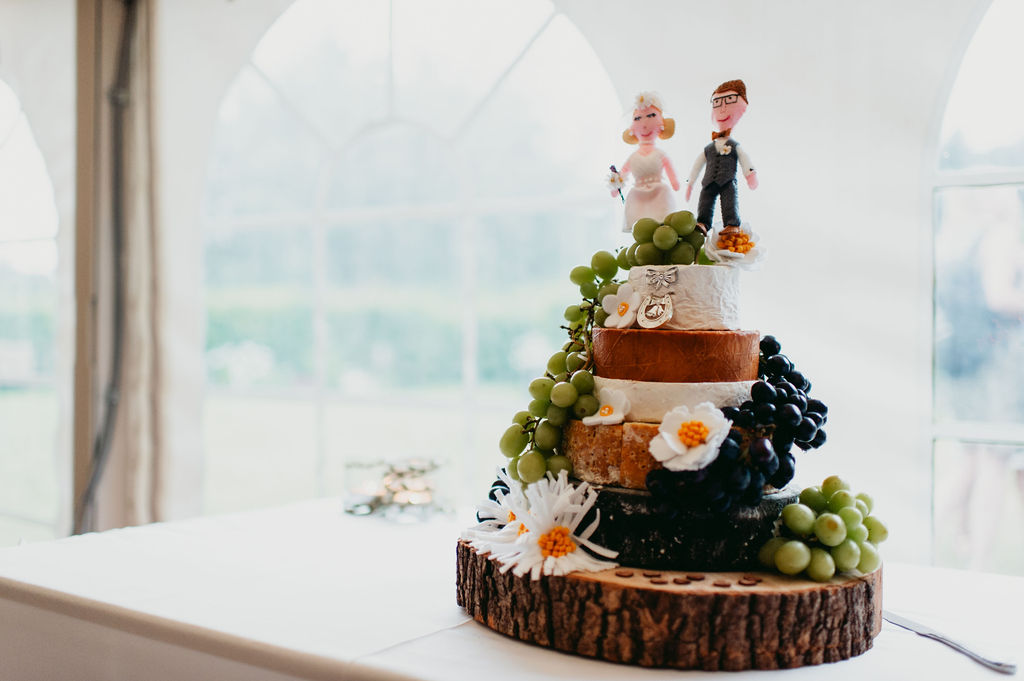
[697,138,742,229]
[685,79,758,233]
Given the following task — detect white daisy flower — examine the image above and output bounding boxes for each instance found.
[466,471,618,580]
[649,402,732,472]
[703,223,765,269]
[601,282,641,328]
[462,467,528,542]
[582,387,631,426]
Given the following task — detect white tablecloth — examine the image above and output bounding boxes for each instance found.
[0,499,1020,680]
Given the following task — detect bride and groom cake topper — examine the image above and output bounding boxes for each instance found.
[609,80,758,236]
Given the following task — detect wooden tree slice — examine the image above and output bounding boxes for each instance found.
[456,540,882,671]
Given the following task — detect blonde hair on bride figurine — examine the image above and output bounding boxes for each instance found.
[622,91,675,144]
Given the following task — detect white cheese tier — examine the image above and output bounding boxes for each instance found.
[627,264,740,330]
[593,375,754,423]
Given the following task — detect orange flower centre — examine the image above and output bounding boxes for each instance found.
[716,232,755,254]
[617,301,630,316]
[676,420,710,447]
[599,405,614,416]
[538,526,576,558]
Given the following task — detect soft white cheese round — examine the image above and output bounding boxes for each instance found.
[627,264,740,330]
[593,375,754,423]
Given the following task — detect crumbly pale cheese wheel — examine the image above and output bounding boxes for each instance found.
[561,420,662,489]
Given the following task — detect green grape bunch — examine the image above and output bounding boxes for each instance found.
[623,211,712,267]
[758,475,888,582]
[497,248,633,484]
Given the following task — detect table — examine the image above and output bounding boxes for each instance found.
[0,499,1020,680]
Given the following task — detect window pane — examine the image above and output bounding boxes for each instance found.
[325,218,458,289]
[326,308,462,392]
[458,14,620,199]
[0,389,58,527]
[204,66,324,219]
[475,206,616,387]
[326,217,460,392]
[204,396,318,514]
[323,393,458,498]
[0,52,69,543]
[200,0,619,514]
[391,0,555,139]
[205,225,314,388]
[251,0,391,150]
[938,0,1024,172]
[206,223,315,288]
[933,185,1024,424]
[0,246,58,536]
[0,245,57,381]
[0,104,59,241]
[934,439,1024,575]
[326,124,456,210]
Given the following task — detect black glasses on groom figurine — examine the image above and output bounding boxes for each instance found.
[711,93,740,107]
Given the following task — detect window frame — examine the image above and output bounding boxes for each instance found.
[196,0,621,512]
[926,0,1024,567]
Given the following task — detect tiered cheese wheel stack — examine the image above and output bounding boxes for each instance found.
[457,229,883,671]
[560,264,795,569]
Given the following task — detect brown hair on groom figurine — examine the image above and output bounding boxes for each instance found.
[684,79,758,236]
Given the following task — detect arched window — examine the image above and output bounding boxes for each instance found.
[0,80,63,543]
[931,0,1024,574]
[200,0,620,512]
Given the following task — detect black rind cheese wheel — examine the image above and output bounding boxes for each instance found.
[583,483,797,570]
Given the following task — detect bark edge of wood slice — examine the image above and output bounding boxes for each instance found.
[455,540,882,671]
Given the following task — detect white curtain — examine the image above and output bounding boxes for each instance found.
[88,0,291,529]
[85,0,154,529]
[87,0,204,530]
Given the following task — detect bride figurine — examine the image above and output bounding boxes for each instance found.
[609,92,680,232]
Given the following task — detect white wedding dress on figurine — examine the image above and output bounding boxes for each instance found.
[622,147,676,232]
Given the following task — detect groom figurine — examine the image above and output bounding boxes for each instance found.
[685,79,758,235]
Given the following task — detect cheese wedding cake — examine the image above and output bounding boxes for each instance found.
[456,84,887,671]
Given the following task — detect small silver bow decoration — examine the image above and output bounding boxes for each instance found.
[645,266,678,289]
